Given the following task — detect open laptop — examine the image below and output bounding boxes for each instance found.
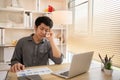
[52,51,94,78]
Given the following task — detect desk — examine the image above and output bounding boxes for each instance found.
[8,63,120,80]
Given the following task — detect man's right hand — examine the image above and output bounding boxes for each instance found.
[10,63,25,72]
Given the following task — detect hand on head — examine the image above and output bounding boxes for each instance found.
[10,63,25,72]
[46,30,54,40]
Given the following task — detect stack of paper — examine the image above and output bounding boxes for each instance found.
[0,71,8,80]
[17,67,53,77]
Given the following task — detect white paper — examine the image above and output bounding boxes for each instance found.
[17,67,53,77]
[0,71,8,80]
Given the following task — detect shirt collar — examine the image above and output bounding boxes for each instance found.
[27,33,45,43]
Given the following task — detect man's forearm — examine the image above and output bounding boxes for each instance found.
[49,39,62,58]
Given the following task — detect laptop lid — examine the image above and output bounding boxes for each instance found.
[52,51,94,78]
[68,51,94,78]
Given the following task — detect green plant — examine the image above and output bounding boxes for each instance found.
[99,54,114,70]
[104,61,112,70]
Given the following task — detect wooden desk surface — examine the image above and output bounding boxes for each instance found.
[8,63,120,80]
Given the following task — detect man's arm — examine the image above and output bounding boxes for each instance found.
[46,30,63,64]
[10,39,25,72]
[11,39,22,66]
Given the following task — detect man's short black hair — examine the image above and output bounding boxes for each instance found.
[35,16,53,28]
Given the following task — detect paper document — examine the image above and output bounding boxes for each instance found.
[17,67,53,77]
[0,71,8,80]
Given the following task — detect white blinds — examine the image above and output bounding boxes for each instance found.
[93,0,120,67]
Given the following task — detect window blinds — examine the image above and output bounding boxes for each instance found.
[93,0,120,67]
[68,0,120,67]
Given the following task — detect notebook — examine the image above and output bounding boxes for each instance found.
[52,51,94,78]
[0,70,9,80]
[0,63,10,80]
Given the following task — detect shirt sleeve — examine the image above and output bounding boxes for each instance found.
[48,47,64,64]
[11,39,23,66]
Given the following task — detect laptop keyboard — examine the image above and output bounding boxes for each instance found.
[60,71,69,76]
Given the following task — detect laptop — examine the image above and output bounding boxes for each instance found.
[52,51,94,78]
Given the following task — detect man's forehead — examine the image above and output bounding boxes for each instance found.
[39,23,50,29]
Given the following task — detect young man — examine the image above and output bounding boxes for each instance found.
[10,16,63,72]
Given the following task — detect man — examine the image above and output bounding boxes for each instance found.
[10,16,63,72]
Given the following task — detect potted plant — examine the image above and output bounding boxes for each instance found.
[99,54,114,75]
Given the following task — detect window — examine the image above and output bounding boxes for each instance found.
[69,0,89,35]
[74,2,88,34]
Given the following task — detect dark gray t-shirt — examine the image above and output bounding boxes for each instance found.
[11,34,63,67]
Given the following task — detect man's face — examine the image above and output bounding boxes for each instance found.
[35,23,50,39]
